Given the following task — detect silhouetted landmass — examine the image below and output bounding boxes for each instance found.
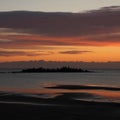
[0,60,120,70]
[19,67,90,73]
[46,84,120,91]
[0,72,5,73]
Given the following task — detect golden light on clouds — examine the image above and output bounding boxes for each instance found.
[0,7,120,62]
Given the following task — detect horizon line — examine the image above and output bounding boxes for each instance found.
[0,60,120,63]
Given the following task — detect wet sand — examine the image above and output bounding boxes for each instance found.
[0,102,120,120]
[0,91,120,120]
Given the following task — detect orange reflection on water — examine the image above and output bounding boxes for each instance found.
[0,86,120,100]
[84,90,120,99]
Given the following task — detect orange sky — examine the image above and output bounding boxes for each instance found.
[0,8,120,62]
[0,45,120,62]
[0,33,120,62]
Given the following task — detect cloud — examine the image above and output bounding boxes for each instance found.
[0,39,12,42]
[0,6,120,48]
[0,50,53,57]
[90,6,120,13]
[59,50,92,54]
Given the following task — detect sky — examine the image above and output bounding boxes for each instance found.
[0,0,120,62]
[0,0,120,12]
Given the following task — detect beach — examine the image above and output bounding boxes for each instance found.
[0,2,120,119]
[0,89,120,120]
[0,72,120,119]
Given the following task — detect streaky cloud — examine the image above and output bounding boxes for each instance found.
[59,50,92,54]
[0,6,120,48]
[0,50,53,56]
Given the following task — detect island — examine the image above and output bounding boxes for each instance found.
[17,67,90,73]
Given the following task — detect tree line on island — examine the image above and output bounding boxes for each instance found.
[19,67,90,73]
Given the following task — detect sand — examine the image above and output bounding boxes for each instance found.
[0,90,120,120]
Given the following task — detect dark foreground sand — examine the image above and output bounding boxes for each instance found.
[0,91,120,120]
[0,102,120,120]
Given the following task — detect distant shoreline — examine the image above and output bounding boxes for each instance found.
[11,67,91,73]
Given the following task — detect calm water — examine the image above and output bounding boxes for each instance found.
[0,70,120,103]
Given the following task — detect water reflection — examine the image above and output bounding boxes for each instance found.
[0,83,120,103]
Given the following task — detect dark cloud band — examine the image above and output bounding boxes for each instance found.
[0,6,120,48]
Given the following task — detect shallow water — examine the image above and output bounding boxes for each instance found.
[0,70,120,103]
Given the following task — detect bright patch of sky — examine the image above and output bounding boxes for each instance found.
[0,0,120,12]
